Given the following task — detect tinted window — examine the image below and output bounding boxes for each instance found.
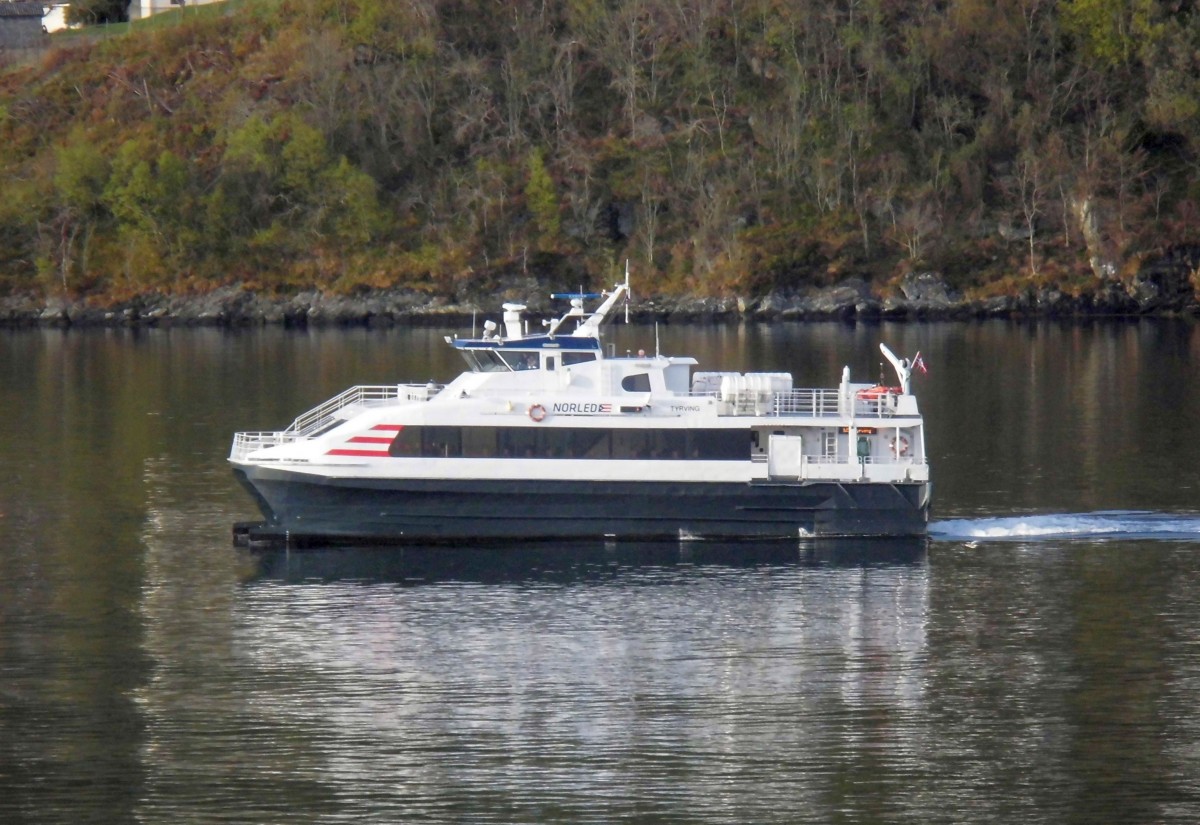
[389,426,746,460]
[621,373,651,392]
[460,350,510,372]
[500,351,539,371]
[388,426,420,456]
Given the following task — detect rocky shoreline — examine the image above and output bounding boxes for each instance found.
[1,269,1197,328]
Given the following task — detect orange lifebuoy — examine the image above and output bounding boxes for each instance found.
[891,435,910,456]
[857,385,903,400]
[528,403,547,422]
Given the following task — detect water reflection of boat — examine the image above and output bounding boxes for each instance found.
[240,538,928,585]
[230,267,930,545]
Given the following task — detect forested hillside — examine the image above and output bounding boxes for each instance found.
[0,0,1197,304]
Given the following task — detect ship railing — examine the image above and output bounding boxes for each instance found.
[697,388,902,418]
[802,454,926,466]
[752,453,926,466]
[230,431,297,462]
[794,454,926,483]
[771,389,842,417]
[771,389,906,418]
[285,383,439,436]
[230,383,441,461]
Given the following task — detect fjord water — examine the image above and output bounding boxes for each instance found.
[4,319,1200,823]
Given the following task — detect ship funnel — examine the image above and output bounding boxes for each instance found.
[502,303,526,340]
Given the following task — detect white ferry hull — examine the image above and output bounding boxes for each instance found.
[234,466,930,544]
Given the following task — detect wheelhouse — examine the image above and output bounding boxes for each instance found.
[452,334,603,373]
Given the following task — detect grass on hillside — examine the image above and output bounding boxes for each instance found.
[52,0,253,41]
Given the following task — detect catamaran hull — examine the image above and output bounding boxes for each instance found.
[233,467,930,543]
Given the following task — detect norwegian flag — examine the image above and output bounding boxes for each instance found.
[912,352,928,375]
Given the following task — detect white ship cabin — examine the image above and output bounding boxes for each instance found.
[231,284,927,488]
[426,294,927,485]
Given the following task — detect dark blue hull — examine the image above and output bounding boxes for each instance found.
[234,467,930,543]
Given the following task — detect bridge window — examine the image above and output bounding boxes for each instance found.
[499,351,539,371]
[460,350,510,372]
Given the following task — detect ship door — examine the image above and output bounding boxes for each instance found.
[767,434,804,479]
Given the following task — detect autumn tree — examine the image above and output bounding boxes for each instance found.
[46,133,111,293]
[525,148,561,248]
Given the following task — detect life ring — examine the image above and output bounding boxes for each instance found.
[528,403,547,422]
[857,385,902,400]
[891,435,910,456]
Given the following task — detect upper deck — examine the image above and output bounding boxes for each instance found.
[230,268,926,480]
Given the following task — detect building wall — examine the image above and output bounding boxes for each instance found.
[0,6,46,49]
[134,0,225,21]
[43,5,70,34]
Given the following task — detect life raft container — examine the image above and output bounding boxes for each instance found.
[856,385,902,400]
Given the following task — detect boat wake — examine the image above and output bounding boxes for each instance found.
[930,510,1200,543]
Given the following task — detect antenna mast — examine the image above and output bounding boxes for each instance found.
[624,259,631,324]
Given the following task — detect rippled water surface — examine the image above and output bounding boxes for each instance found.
[5,320,1200,823]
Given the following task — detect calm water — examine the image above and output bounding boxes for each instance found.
[4,319,1200,823]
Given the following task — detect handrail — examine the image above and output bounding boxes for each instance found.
[802,454,927,466]
[285,384,436,435]
[771,389,840,416]
[230,383,440,462]
[230,431,294,462]
[697,387,910,418]
[771,389,909,418]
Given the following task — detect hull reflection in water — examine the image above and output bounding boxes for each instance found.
[241,538,928,585]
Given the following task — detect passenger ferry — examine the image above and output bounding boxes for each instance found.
[230,270,931,544]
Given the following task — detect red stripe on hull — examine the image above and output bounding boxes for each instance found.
[326,448,391,457]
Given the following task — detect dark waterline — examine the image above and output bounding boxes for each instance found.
[4,319,1200,823]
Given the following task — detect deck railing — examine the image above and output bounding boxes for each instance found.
[691,388,903,418]
[230,431,295,462]
[284,384,426,436]
[230,383,439,461]
[800,453,926,466]
[771,389,843,417]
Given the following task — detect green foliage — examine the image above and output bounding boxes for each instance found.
[525,149,560,248]
[54,135,110,216]
[1060,0,1161,69]
[102,142,198,283]
[0,177,42,288]
[344,0,437,62]
[0,0,1196,299]
[319,156,383,243]
[205,111,384,279]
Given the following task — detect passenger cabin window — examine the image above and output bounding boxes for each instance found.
[621,373,652,392]
[561,352,596,366]
[388,425,747,460]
